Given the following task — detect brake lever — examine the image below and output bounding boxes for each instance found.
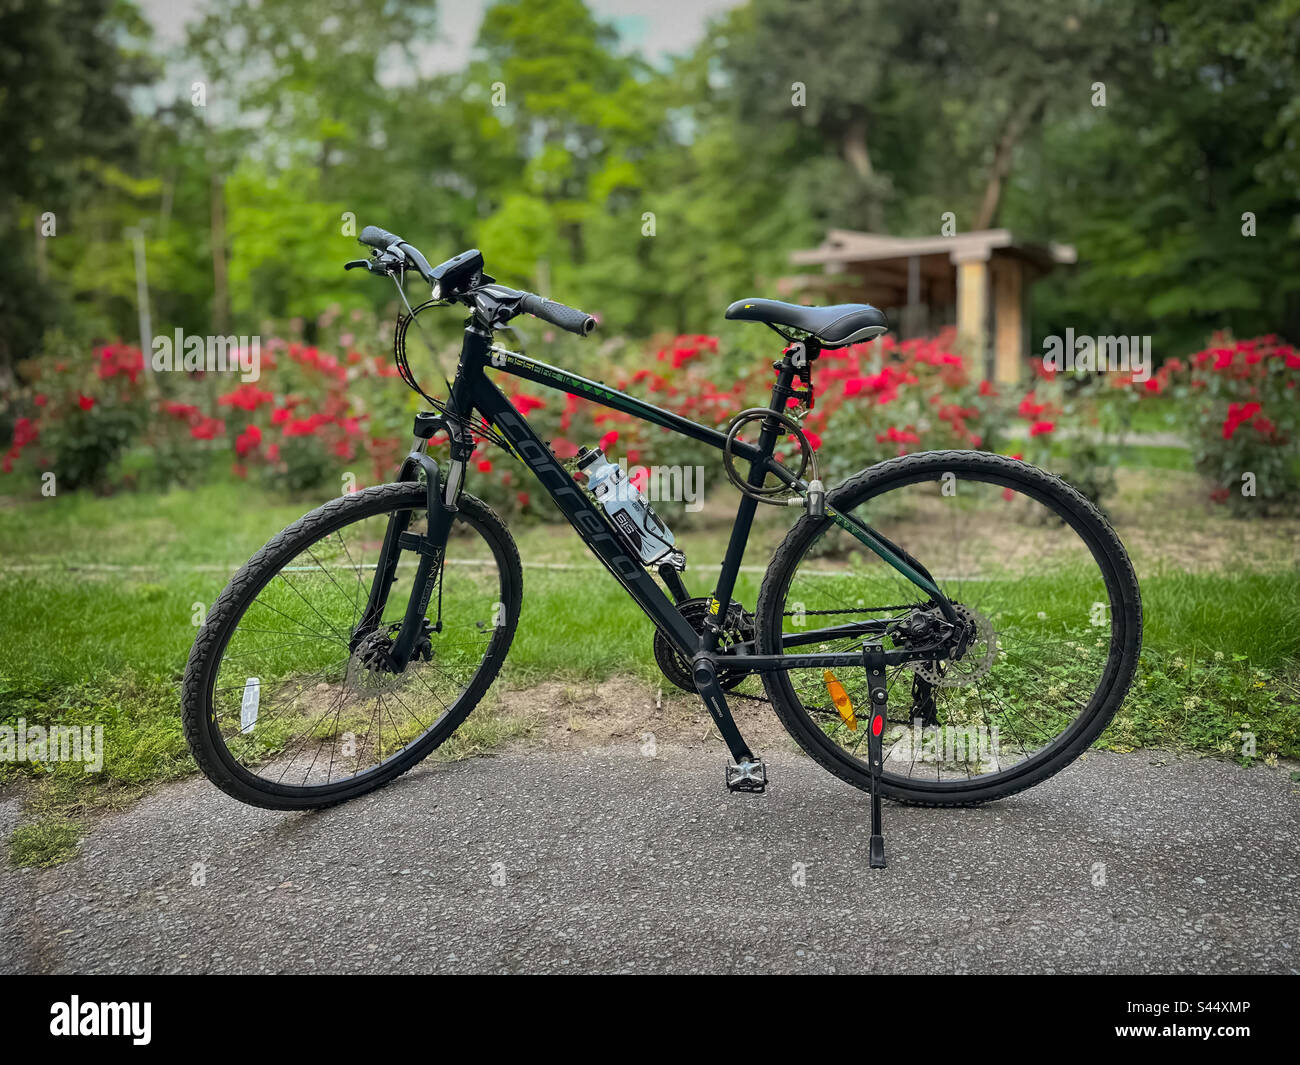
[345,254,404,278]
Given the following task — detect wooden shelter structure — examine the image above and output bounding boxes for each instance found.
[783,229,1076,383]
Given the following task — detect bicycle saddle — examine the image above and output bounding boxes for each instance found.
[725,297,888,347]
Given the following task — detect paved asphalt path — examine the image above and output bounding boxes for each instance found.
[1,746,1296,974]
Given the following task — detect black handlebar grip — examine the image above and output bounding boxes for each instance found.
[518,292,597,336]
[360,225,404,250]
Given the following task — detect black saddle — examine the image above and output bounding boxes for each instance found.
[725,297,888,347]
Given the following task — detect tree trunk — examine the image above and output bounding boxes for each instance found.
[210,169,229,335]
[842,117,885,232]
[974,89,1047,230]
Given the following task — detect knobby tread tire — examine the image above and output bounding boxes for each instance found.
[181,483,521,810]
[756,450,1142,807]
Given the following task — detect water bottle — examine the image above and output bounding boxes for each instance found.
[577,447,677,566]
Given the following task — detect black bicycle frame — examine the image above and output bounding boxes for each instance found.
[371,320,957,675]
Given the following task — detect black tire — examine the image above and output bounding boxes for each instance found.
[756,450,1141,806]
[182,483,521,810]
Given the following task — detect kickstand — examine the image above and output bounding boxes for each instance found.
[863,643,888,868]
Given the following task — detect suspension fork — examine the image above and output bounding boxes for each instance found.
[351,440,459,670]
[352,331,482,669]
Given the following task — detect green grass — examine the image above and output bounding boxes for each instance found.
[1,478,1297,866]
[1121,444,1192,472]
[9,816,83,868]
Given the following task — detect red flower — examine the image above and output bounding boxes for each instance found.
[283,413,330,437]
[218,384,274,411]
[978,380,997,397]
[189,416,224,440]
[95,343,144,383]
[34,394,47,407]
[1028,420,1055,437]
[670,344,699,369]
[12,418,39,447]
[516,491,531,507]
[78,394,95,411]
[598,430,618,452]
[234,424,262,457]
[1017,393,1046,419]
[515,395,545,415]
[875,426,920,446]
[1221,401,1262,440]
[477,459,493,473]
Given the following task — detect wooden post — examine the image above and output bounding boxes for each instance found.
[992,256,1024,385]
[953,251,990,376]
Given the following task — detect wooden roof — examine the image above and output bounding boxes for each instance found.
[791,228,1076,271]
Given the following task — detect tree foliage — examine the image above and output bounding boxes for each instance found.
[2,0,1296,372]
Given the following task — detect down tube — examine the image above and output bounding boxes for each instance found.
[471,377,701,654]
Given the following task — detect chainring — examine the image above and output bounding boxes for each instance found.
[653,597,754,693]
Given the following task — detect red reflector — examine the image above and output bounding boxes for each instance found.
[871,714,884,736]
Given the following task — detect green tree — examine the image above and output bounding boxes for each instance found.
[0,0,156,369]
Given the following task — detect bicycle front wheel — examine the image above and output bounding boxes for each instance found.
[756,450,1141,806]
[182,483,521,809]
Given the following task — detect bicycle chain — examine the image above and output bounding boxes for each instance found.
[725,605,920,708]
[782,605,917,616]
[716,605,926,710]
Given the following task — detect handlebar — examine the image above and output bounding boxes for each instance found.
[351,224,596,338]
[358,225,436,284]
[516,292,597,337]
[358,224,403,251]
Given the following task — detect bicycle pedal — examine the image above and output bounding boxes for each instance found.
[725,758,767,794]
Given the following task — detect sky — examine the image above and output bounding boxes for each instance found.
[136,0,743,68]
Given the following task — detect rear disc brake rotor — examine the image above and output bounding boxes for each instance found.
[908,603,996,687]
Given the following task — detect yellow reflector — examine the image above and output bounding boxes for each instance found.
[823,670,857,730]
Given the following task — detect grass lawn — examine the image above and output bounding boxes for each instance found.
[1,465,1297,866]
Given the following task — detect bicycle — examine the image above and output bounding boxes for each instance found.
[182,225,1143,867]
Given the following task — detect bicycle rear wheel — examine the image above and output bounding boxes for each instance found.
[182,483,521,809]
[756,450,1141,806]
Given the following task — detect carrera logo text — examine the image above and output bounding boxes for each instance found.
[494,409,643,581]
